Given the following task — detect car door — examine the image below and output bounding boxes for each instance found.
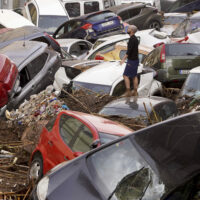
[46,113,96,166]
[11,53,49,108]
[25,2,38,26]
[125,8,142,28]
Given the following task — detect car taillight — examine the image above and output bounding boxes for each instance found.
[81,23,92,30]
[0,83,8,107]
[44,33,61,47]
[160,45,166,63]
[95,55,104,60]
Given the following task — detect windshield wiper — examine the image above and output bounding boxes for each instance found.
[107,167,145,200]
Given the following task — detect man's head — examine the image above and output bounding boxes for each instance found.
[127,25,138,36]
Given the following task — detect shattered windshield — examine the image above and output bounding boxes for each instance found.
[180,73,200,97]
[88,139,165,200]
[172,19,200,37]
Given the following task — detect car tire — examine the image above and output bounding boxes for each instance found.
[29,153,43,183]
[148,21,161,31]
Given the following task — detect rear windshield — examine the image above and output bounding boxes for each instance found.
[86,11,116,23]
[166,44,200,56]
[38,15,68,35]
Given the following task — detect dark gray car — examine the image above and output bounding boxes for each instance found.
[99,96,177,123]
[0,41,61,109]
[110,3,163,30]
[31,111,200,200]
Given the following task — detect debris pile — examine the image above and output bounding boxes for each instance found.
[5,86,68,125]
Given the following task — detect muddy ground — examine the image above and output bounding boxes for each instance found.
[0,88,199,199]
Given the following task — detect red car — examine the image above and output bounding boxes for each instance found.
[30,110,133,181]
[0,54,18,115]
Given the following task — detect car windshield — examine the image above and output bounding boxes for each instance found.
[172,18,200,37]
[88,138,165,199]
[180,73,200,97]
[38,15,69,35]
[99,107,147,119]
[73,81,111,94]
[164,16,186,25]
[99,132,119,145]
[87,11,116,23]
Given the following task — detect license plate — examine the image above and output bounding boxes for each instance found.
[101,21,114,27]
[179,70,190,74]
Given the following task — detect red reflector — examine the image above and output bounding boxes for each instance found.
[160,44,166,63]
[95,55,104,60]
[81,23,92,30]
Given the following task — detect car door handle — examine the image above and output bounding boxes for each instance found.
[48,141,53,146]
[64,156,69,161]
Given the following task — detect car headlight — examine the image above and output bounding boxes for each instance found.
[37,176,49,200]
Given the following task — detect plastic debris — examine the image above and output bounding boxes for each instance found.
[5,85,69,125]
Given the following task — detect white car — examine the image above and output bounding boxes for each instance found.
[121,0,155,6]
[85,34,130,60]
[53,60,104,92]
[24,0,69,35]
[56,39,93,59]
[135,29,171,48]
[179,66,200,98]
[0,9,34,28]
[72,61,162,97]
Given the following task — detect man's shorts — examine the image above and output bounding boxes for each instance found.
[123,59,139,78]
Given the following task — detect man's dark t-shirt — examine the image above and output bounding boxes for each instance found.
[126,35,139,60]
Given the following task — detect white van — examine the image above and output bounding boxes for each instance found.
[60,0,120,18]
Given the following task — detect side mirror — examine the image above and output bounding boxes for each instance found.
[90,139,100,149]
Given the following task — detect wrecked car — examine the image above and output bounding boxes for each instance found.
[179,66,200,98]
[53,10,124,42]
[0,40,61,110]
[99,96,178,123]
[0,26,62,55]
[71,61,162,97]
[53,59,103,92]
[0,54,19,115]
[142,43,200,88]
[29,110,133,181]
[56,38,92,59]
[31,111,200,200]
[94,41,153,61]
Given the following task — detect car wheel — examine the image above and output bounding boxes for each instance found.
[29,154,43,182]
[148,21,161,31]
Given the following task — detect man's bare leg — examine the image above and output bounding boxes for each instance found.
[123,75,131,97]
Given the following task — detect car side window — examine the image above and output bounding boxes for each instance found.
[118,11,130,21]
[45,116,57,132]
[59,114,83,147]
[128,8,141,18]
[70,43,82,56]
[72,125,93,153]
[143,50,156,67]
[28,3,37,25]
[112,80,126,96]
[26,53,48,79]
[68,20,82,32]
[119,50,127,60]
[65,3,80,17]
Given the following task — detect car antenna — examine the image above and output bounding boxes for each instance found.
[23,32,26,47]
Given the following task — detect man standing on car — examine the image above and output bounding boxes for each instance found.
[120,25,139,97]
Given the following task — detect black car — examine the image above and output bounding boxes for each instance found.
[0,26,61,55]
[142,43,200,88]
[0,40,61,109]
[53,10,124,43]
[99,96,178,123]
[31,111,200,200]
[110,3,163,30]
